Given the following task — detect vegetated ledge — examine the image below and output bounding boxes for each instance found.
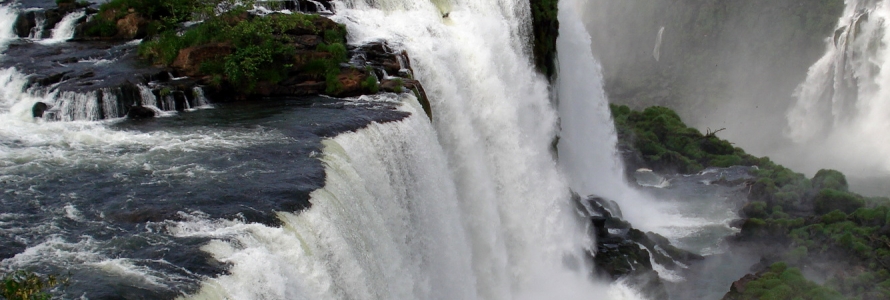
[15,0,431,121]
[611,104,890,300]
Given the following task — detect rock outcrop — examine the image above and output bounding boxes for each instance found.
[171,43,234,77]
[126,105,155,119]
[579,195,703,300]
[31,102,48,118]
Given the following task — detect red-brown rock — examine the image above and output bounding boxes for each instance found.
[116,13,147,39]
[172,43,234,76]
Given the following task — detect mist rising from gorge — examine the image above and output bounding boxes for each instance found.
[577,0,890,194]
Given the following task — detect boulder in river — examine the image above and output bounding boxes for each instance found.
[32,102,49,118]
[126,106,156,119]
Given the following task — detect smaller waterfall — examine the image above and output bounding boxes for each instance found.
[0,66,204,122]
[0,6,19,49]
[28,11,47,40]
[306,0,332,13]
[653,27,665,62]
[191,87,210,108]
[101,88,121,118]
[52,90,101,121]
[557,0,676,233]
[42,10,84,44]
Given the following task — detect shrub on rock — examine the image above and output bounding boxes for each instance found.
[814,188,863,215]
[812,169,849,192]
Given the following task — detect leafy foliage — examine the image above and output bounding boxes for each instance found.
[724,263,843,300]
[361,72,379,94]
[1,271,62,300]
[611,104,758,173]
[136,5,348,92]
[80,0,210,38]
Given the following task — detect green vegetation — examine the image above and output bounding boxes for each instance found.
[83,0,350,93]
[612,104,890,299]
[361,72,379,94]
[611,104,758,174]
[392,78,404,93]
[1,271,62,300]
[78,0,349,92]
[80,0,209,38]
[529,0,558,79]
[724,263,843,300]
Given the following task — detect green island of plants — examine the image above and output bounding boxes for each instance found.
[79,0,348,93]
[612,104,890,299]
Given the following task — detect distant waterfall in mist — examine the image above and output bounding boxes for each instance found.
[787,0,890,174]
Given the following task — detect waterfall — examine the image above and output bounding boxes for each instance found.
[0,6,17,49]
[786,0,890,175]
[28,11,46,40]
[556,0,675,233]
[172,0,648,298]
[43,10,84,44]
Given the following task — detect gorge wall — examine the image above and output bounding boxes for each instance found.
[581,0,843,160]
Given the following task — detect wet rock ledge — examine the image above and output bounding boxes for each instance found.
[577,195,704,300]
[6,0,431,121]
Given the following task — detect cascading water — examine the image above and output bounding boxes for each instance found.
[786,0,890,175]
[28,11,46,39]
[42,10,84,44]
[556,0,698,236]
[170,0,652,299]
[0,6,18,49]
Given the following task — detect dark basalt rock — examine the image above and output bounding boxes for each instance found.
[32,102,49,118]
[14,11,37,38]
[126,106,155,119]
[33,71,70,87]
[579,195,703,300]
